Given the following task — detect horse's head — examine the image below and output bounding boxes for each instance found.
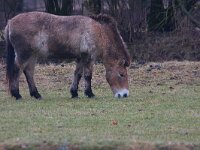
[105,59,130,98]
[91,14,131,98]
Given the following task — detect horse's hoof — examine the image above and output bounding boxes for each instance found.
[15,95,22,100]
[85,91,95,98]
[70,89,78,98]
[35,96,42,100]
[88,94,95,98]
[35,95,42,100]
[11,90,22,100]
[31,91,42,99]
[71,95,79,98]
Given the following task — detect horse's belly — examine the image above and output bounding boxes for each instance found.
[48,49,78,60]
[33,31,79,60]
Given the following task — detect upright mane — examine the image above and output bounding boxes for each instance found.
[90,14,116,27]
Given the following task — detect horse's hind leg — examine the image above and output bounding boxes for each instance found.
[6,38,22,99]
[9,65,22,100]
[23,58,42,99]
[70,60,83,98]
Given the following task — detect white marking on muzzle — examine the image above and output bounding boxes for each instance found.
[114,89,129,98]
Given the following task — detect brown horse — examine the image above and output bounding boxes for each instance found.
[5,12,130,100]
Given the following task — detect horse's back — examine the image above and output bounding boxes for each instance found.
[7,12,101,60]
[8,12,94,38]
[6,12,128,64]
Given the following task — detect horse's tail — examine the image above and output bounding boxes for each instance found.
[90,14,116,27]
[5,23,16,89]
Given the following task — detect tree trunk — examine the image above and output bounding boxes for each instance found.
[177,0,200,28]
[44,0,73,16]
[82,0,101,15]
[60,0,73,16]
[3,0,23,21]
[147,0,176,32]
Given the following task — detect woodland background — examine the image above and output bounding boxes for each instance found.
[0,0,200,62]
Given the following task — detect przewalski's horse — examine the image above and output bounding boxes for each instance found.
[5,12,130,100]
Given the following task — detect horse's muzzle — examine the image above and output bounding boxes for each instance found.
[114,89,129,98]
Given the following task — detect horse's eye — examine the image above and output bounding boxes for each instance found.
[118,73,124,78]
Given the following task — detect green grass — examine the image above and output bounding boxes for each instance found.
[0,62,200,149]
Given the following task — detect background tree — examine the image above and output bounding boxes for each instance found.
[44,0,73,16]
[82,0,101,15]
[177,0,200,28]
[147,0,176,32]
[2,0,23,21]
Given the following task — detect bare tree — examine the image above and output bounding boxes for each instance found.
[3,0,23,22]
[44,0,73,15]
[82,0,101,15]
[147,0,176,32]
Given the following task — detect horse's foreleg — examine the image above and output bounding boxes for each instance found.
[70,62,83,98]
[23,59,41,99]
[83,62,95,98]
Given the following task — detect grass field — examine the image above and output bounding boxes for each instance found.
[0,61,200,150]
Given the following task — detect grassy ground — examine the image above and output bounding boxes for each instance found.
[0,61,200,149]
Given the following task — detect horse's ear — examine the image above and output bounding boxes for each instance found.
[124,59,130,67]
[119,59,130,67]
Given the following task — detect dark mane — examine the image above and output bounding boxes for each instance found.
[90,14,117,28]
